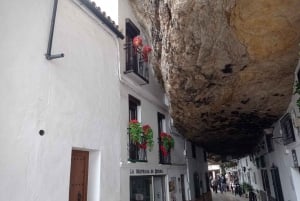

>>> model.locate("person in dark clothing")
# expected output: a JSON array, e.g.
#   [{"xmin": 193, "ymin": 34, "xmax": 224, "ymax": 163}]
[
  {"xmin": 235, "ymin": 183, "xmax": 242, "ymax": 196},
  {"xmin": 249, "ymin": 191, "xmax": 257, "ymax": 201},
  {"xmin": 212, "ymin": 179, "xmax": 218, "ymax": 193}
]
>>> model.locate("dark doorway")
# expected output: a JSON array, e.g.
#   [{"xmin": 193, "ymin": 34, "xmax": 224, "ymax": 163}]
[
  {"xmin": 180, "ymin": 174, "xmax": 186, "ymax": 201},
  {"xmin": 194, "ymin": 172, "xmax": 200, "ymax": 198},
  {"xmin": 271, "ymin": 166, "xmax": 284, "ymax": 201}
]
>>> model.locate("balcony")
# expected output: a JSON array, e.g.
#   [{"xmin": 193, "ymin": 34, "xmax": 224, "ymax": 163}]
[
  {"xmin": 128, "ymin": 133, "xmax": 148, "ymax": 162},
  {"xmin": 159, "ymin": 149, "xmax": 171, "ymax": 164},
  {"xmin": 159, "ymin": 132, "xmax": 174, "ymax": 164},
  {"xmin": 124, "ymin": 42, "xmax": 149, "ymax": 85}
]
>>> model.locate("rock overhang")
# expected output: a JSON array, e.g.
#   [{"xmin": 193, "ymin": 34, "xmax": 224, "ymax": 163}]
[{"xmin": 128, "ymin": 0, "xmax": 300, "ymax": 156}]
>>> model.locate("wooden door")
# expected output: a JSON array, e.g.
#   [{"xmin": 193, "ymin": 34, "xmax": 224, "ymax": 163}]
[{"xmin": 69, "ymin": 150, "xmax": 89, "ymax": 201}]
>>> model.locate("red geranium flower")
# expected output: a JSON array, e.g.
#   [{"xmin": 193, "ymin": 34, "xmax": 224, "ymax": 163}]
[
  {"xmin": 160, "ymin": 132, "xmax": 174, "ymax": 152},
  {"xmin": 160, "ymin": 145, "xmax": 168, "ymax": 156}
]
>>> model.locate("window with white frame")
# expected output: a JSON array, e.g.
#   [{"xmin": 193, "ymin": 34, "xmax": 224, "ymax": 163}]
[{"xmin": 128, "ymin": 95, "xmax": 147, "ymax": 162}]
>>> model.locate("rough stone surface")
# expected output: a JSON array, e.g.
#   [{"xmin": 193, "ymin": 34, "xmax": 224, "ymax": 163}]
[{"xmin": 129, "ymin": 0, "xmax": 300, "ymax": 156}]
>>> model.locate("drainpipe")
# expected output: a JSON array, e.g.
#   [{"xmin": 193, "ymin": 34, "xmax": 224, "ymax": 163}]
[{"xmin": 45, "ymin": 0, "xmax": 64, "ymax": 60}]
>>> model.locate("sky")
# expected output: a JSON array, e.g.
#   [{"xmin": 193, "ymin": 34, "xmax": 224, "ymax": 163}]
[{"xmin": 94, "ymin": 0, "xmax": 118, "ymax": 23}]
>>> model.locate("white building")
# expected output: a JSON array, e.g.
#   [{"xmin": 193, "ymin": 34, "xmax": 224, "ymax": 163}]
[
  {"xmin": 208, "ymin": 164, "xmax": 221, "ymax": 180},
  {"xmin": 234, "ymin": 60, "xmax": 300, "ymax": 201},
  {"xmin": 185, "ymin": 142, "xmax": 210, "ymax": 201},
  {"xmin": 117, "ymin": 1, "xmax": 209, "ymax": 201},
  {"xmin": 0, "ymin": 0, "xmax": 125, "ymax": 200},
  {"xmin": 0, "ymin": 0, "xmax": 209, "ymax": 201}
]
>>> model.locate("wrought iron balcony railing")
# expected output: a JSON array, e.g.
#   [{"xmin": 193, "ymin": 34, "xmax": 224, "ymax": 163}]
[
  {"xmin": 128, "ymin": 132, "xmax": 147, "ymax": 162},
  {"xmin": 124, "ymin": 42, "xmax": 149, "ymax": 85},
  {"xmin": 159, "ymin": 152, "xmax": 171, "ymax": 164},
  {"xmin": 159, "ymin": 143, "xmax": 171, "ymax": 165}
]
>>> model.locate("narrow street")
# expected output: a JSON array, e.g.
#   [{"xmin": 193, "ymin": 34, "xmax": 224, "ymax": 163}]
[{"xmin": 212, "ymin": 191, "xmax": 249, "ymax": 201}]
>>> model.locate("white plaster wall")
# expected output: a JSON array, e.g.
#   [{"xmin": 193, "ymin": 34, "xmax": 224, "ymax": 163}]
[
  {"xmin": 118, "ymin": 0, "xmax": 165, "ymax": 100},
  {"xmin": 186, "ymin": 142, "xmax": 209, "ymax": 200},
  {"xmin": 119, "ymin": 84, "xmax": 187, "ymax": 201},
  {"xmin": 291, "ymin": 168, "xmax": 300, "ymax": 201},
  {"xmin": 117, "ymin": 1, "xmax": 190, "ymax": 201},
  {"xmin": 236, "ymin": 156, "xmax": 264, "ymax": 191},
  {"xmin": 167, "ymin": 167, "xmax": 189, "ymax": 201},
  {"xmin": 117, "ymin": 12, "xmax": 171, "ymax": 193},
  {"xmin": 171, "ymin": 135, "xmax": 186, "ymax": 165},
  {"xmin": 266, "ymin": 120, "xmax": 299, "ymax": 201},
  {"xmin": 236, "ymin": 121, "xmax": 300, "ymax": 201},
  {"xmin": 0, "ymin": 0, "xmax": 121, "ymax": 200},
  {"xmin": 116, "ymin": 1, "xmax": 210, "ymax": 201}
]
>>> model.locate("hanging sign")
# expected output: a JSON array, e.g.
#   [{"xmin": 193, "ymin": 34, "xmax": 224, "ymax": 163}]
[{"xmin": 130, "ymin": 168, "xmax": 164, "ymax": 175}]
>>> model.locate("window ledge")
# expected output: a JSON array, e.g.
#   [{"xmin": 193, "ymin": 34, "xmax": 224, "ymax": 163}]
[
  {"xmin": 128, "ymin": 159, "xmax": 148, "ymax": 163},
  {"xmin": 124, "ymin": 69, "xmax": 149, "ymax": 85}
]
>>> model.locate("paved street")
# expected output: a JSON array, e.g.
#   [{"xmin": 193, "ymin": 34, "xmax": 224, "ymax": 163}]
[{"xmin": 212, "ymin": 191, "xmax": 249, "ymax": 201}]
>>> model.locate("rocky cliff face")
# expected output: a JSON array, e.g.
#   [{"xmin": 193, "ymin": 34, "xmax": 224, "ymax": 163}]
[{"xmin": 129, "ymin": 0, "xmax": 300, "ymax": 156}]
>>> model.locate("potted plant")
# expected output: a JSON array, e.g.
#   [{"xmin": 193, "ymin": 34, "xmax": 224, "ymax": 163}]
[
  {"xmin": 129, "ymin": 120, "xmax": 154, "ymax": 151},
  {"xmin": 141, "ymin": 124, "xmax": 154, "ymax": 150},
  {"xmin": 160, "ymin": 132, "xmax": 175, "ymax": 156}
]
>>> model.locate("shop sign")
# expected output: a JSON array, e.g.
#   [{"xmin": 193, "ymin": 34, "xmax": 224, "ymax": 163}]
[
  {"xmin": 130, "ymin": 168, "xmax": 164, "ymax": 175},
  {"xmin": 292, "ymin": 149, "xmax": 299, "ymax": 167}
]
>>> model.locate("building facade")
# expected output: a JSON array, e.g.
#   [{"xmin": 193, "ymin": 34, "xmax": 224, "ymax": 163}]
[
  {"xmin": 117, "ymin": 1, "xmax": 209, "ymax": 201},
  {"xmin": 0, "ymin": 0, "xmax": 125, "ymax": 200},
  {"xmin": 232, "ymin": 59, "xmax": 300, "ymax": 201}
]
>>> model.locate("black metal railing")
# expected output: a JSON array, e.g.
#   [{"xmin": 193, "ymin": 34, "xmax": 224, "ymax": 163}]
[
  {"xmin": 128, "ymin": 132, "xmax": 147, "ymax": 162},
  {"xmin": 159, "ymin": 142, "xmax": 171, "ymax": 164},
  {"xmin": 160, "ymin": 151, "xmax": 171, "ymax": 164},
  {"xmin": 124, "ymin": 42, "xmax": 149, "ymax": 83}
]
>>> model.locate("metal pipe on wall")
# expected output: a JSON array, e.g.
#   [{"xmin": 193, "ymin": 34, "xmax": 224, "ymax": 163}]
[{"xmin": 45, "ymin": 0, "xmax": 64, "ymax": 60}]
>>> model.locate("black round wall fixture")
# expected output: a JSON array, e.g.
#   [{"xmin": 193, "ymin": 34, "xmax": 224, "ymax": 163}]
[{"xmin": 39, "ymin": 130, "xmax": 45, "ymax": 136}]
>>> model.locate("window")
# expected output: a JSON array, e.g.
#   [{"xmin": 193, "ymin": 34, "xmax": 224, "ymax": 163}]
[
  {"xmin": 261, "ymin": 169, "xmax": 271, "ymax": 195},
  {"xmin": 128, "ymin": 95, "xmax": 146, "ymax": 162},
  {"xmin": 280, "ymin": 114, "xmax": 296, "ymax": 145},
  {"xmin": 124, "ymin": 18, "xmax": 149, "ymax": 84},
  {"xmin": 266, "ymin": 135, "xmax": 274, "ymax": 152},
  {"xmin": 130, "ymin": 176, "xmax": 166, "ymax": 201},
  {"xmin": 203, "ymin": 150, "xmax": 207, "ymax": 162},
  {"xmin": 253, "ymin": 172, "xmax": 257, "ymax": 184},
  {"xmin": 191, "ymin": 143, "xmax": 196, "ymax": 158},
  {"xmin": 260, "ymin": 155, "xmax": 266, "ymax": 168},
  {"xmin": 255, "ymin": 157, "xmax": 260, "ymax": 168},
  {"xmin": 158, "ymin": 112, "xmax": 171, "ymax": 164},
  {"xmin": 129, "ymin": 95, "xmax": 140, "ymax": 120},
  {"xmin": 270, "ymin": 166, "xmax": 284, "ymax": 201},
  {"xmin": 193, "ymin": 172, "xmax": 200, "ymax": 198},
  {"xmin": 247, "ymin": 172, "xmax": 251, "ymax": 185}
]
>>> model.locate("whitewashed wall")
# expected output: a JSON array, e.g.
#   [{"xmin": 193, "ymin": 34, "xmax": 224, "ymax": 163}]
[
  {"xmin": 185, "ymin": 142, "xmax": 208, "ymax": 201},
  {"xmin": 117, "ymin": 1, "xmax": 191, "ymax": 201},
  {"xmin": 236, "ymin": 156, "xmax": 263, "ymax": 191},
  {"xmin": 237, "ymin": 131, "xmax": 299, "ymax": 201},
  {"xmin": 263, "ymin": 59, "xmax": 300, "ymax": 201},
  {"xmin": 0, "ymin": 0, "xmax": 122, "ymax": 200}
]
